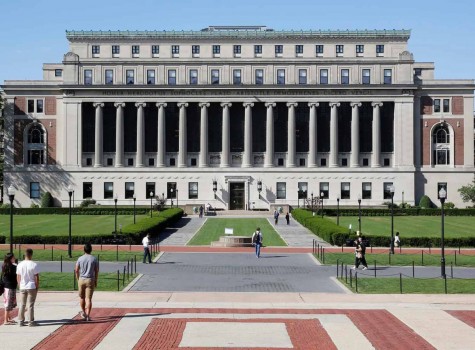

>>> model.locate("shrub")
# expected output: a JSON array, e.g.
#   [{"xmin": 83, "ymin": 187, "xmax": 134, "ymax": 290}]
[
  {"xmin": 40, "ymin": 192, "xmax": 54, "ymax": 208},
  {"xmin": 80, "ymin": 199, "xmax": 97, "ymax": 208},
  {"xmin": 383, "ymin": 201, "xmax": 399, "ymax": 209},
  {"xmin": 419, "ymin": 195, "xmax": 433, "ymax": 209},
  {"xmin": 444, "ymin": 202, "xmax": 456, "ymax": 209},
  {"xmin": 292, "ymin": 208, "xmax": 348, "ymax": 245},
  {"xmin": 30, "ymin": 203, "xmax": 39, "ymax": 208}
]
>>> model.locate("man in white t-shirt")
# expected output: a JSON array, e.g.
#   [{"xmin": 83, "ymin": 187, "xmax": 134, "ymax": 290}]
[
  {"xmin": 142, "ymin": 233, "xmax": 152, "ymax": 263},
  {"xmin": 16, "ymin": 248, "xmax": 39, "ymax": 327}
]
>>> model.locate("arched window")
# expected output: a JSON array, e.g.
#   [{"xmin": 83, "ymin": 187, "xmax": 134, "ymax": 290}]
[
  {"xmin": 432, "ymin": 124, "xmax": 450, "ymax": 144},
  {"xmin": 432, "ymin": 123, "xmax": 451, "ymax": 166},
  {"xmin": 25, "ymin": 123, "xmax": 47, "ymax": 165}
]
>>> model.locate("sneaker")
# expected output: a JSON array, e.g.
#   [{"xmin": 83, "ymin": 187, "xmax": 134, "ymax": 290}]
[
  {"xmin": 28, "ymin": 321, "xmax": 38, "ymax": 327},
  {"xmin": 19, "ymin": 321, "xmax": 25, "ymax": 327},
  {"xmin": 362, "ymin": 267, "xmax": 368, "ymax": 270},
  {"xmin": 79, "ymin": 311, "xmax": 87, "ymax": 320},
  {"xmin": 351, "ymin": 266, "xmax": 356, "ymax": 270},
  {"xmin": 86, "ymin": 316, "xmax": 91, "ymax": 322}
]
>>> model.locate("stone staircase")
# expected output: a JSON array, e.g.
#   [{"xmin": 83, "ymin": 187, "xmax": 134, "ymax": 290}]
[
  {"xmin": 209, "ymin": 210, "xmax": 270, "ymax": 216},
  {"xmin": 211, "ymin": 235, "xmax": 254, "ymax": 247}
]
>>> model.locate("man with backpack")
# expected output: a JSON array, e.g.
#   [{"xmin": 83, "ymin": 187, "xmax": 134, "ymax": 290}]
[{"xmin": 251, "ymin": 227, "xmax": 263, "ymax": 258}]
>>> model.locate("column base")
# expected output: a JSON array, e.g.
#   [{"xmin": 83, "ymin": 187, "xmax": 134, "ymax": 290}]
[
  {"xmin": 220, "ymin": 164, "xmax": 230, "ymax": 168},
  {"xmin": 350, "ymin": 164, "xmax": 360, "ymax": 168},
  {"xmin": 93, "ymin": 164, "xmax": 102, "ymax": 168},
  {"xmin": 135, "ymin": 164, "xmax": 144, "ymax": 168},
  {"xmin": 372, "ymin": 164, "xmax": 381, "ymax": 168},
  {"xmin": 199, "ymin": 164, "xmax": 209, "ymax": 168},
  {"xmin": 286, "ymin": 164, "xmax": 296, "ymax": 168},
  {"xmin": 308, "ymin": 163, "xmax": 317, "ymax": 168},
  {"xmin": 156, "ymin": 163, "xmax": 166, "ymax": 168},
  {"xmin": 264, "ymin": 164, "xmax": 274, "ymax": 168},
  {"xmin": 329, "ymin": 164, "xmax": 339, "ymax": 168},
  {"xmin": 178, "ymin": 164, "xmax": 187, "ymax": 168},
  {"xmin": 115, "ymin": 164, "xmax": 124, "ymax": 168},
  {"xmin": 242, "ymin": 163, "xmax": 252, "ymax": 168}
]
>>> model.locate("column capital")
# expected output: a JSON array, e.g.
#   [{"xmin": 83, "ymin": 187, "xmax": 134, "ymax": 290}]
[
  {"xmin": 286, "ymin": 102, "xmax": 298, "ymax": 108},
  {"xmin": 264, "ymin": 102, "xmax": 276, "ymax": 108},
  {"xmin": 243, "ymin": 102, "xmax": 254, "ymax": 108},
  {"xmin": 329, "ymin": 102, "xmax": 341, "ymax": 108},
  {"xmin": 198, "ymin": 102, "xmax": 210, "ymax": 108},
  {"xmin": 135, "ymin": 102, "xmax": 147, "ymax": 108},
  {"xmin": 93, "ymin": 102, "xmax": 104, "ymax": 108},
  {"xmin": 220, "ymin": 102, "xmax": 232, "ymax": 108},
  {"xmin": 350, "ymin": 102, "xmax": 362, "ymax": 108},
  {"xmin": 114, "ymin": 102, "xmax": 126, "ymax": 108},
  {"xmin": 308, "ymin": 102, "xmax": 320, "ymax": 108},
  {"xmin": 371, "ymin": 102, "xmax": 383, "ymax": 108},
  {"xmin": 156, "ymin": 102, "xmax": 167, "ymax": 108},
  {"xmin": 177, "ymin": 102, "xmax": 189, "ymax": 108}
]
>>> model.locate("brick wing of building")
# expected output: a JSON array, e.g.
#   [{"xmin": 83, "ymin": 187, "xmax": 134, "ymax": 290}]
[{"xmin": 1, "ymin": 26, "xmax": 474, "ymax": 209}]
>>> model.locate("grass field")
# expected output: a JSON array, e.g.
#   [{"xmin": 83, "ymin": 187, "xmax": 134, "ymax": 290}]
[
  {"xmin": 187, "ymin": 218, "xmax": 287, "ymax": 246},
  {"xmin": 328, "ymin": 216, "xmax": 475, "ymax": 237},
  {"xmin": 40, "ymin": 272, "xmax": 137, "ymax": 291},
  {"xmin": 338, "ymin": 277, "xmax": 475, "ymax": 294},
  {"xmin": 0, "ymin": 214, "xmax": 148, "ymax": 236}
]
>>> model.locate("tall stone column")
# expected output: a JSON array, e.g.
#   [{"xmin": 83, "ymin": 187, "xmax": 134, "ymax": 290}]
[
  {"xmin": 156, "ymin": 102, "xmax": 167, "ymax": 167},
  {"xmin": 329, "ymin": 102, "xmax": 340, "ymax": 167},
  {"xmin": 199, "ymin": 102, "xmax": 210, "ymax": 167},
  {"xmin": 286, "ymin": 102, "xmax": 298, "ymax": 167},
  {"xmin": 135, "ymin": 102, "xmax": 146, "ymax": 167},
  {"xmin": 114, "ymin": 102, "xmax": 125, "ymax": 167},
  {"xmin": 242, "ymin": 102, "xmax": 254, "ymax": 167},
  {"xmin": 177, "ymin": 102, "xmax": 188, "ymax": 167},
  {"xmin": 93, "ymin": 102, "xmax": 104, "ymax": 167},
  {"xmin": 264, "ymin": 102, "xmax": 276, "ymax": 167},
  {"xmin": 308, "ymin": 102, "xmax": 319, "ymax": 167},
  {"xmin": 372, "ymin": 102, "xmax": 383, "ymax": 167},
  {"xmin": 220, "ymin": 102, "xmax": 232, "ymax": 167},
  {"xmin": 350, "ymin": 102, "xmax": 362, "ymax": 167}
]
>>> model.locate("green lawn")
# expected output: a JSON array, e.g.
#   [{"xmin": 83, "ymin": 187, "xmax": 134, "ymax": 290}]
[
  {"xmin": 0, "ymin": 214, "xmax": 148, "ymax": 236},
  {"xmin": 339, "ymin": 277, "xmax": 475, "ymax": 294},
  {"xmin": 40, "ymin": 272, "xmax": 137, "ymax": 291},
  {"xmin": 188, "ymin": 218, "xmax": 287, "ymax": 246},
  {"xmin": 329, "ymin": 216, "xmax": 475, "ymax": 238}
]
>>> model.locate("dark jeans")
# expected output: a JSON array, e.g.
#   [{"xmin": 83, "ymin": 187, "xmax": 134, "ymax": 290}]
[
  {"xmin": 143, "ymin": 247, "xmax": 151, "ymax": 263},
  {"xmin": 355, "ymin": 254, "xmax": 368, "ymax": 268}
]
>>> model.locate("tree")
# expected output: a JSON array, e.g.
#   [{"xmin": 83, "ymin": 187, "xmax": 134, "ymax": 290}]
[{"xmin": 458, "ymin": 179, "xmax": 475, "ymax": 206}]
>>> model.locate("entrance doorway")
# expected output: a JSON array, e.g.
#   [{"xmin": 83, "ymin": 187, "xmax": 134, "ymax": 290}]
[{"xmin": 229, "ymin": 182, "xmax": 245, "ymax": 210}]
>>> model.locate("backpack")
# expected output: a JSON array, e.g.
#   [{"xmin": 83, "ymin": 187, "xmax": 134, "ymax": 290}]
[{"xmin": 253, "ymin": 232, "xmax": 261, "ymax": 244}]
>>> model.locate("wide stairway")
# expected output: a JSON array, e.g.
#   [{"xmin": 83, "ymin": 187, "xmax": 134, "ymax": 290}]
[{"xmin": 206, "ymin": 210, "xmax": 270, "ymax": 216}]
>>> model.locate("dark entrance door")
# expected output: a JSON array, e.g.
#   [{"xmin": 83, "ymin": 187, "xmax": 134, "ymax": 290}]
[{"xmin": 229, "ymin": 182, "xmax": 245, "ymax": 210}]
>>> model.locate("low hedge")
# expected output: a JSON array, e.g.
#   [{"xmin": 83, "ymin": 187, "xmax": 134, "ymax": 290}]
[
  {"xmin": 292, "ymin": 209, "xmax": 347, "ymax": 245},
  {"xmin": 6, "ymin": 208, "xmax": 184, "ymax": 245},
  {"xmin": 0, "ymin": 207, "xmax": 150, "ymax": 215},
  {"xmin": 317, "ymin": 208, "xmax": 475, "ymax": 217}
]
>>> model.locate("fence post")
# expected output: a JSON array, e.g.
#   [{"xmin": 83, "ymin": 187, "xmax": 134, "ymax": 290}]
[
  {"xmin": 341, "ymin": 261, "xmax": 343, "ymax": 279},
  {"xmin": 123, "ymin": 266, "xmax": 126, "ymax": 286},
  {"xmin": 341, "ymin": 245, "xmax": 343, "ymax": 253},
  {"xmin": 451, "ymin": 262, "xmax": 453, "ymax": 279},
  {"xmin": 444, "ymin": 276, "xmax": 447, "ymax": 294},
  {"xmin": 374, "ymin": 260, "xmax": 376, "ymax": 278},
  {"xmin": 51, "ymin": 246, "xmax": 54, "ymax": 261},
  {"xmin": 454, "ymin": 251, "xmax": 457, "ymax": 266},
  {"xmin": 129, "ymin": 243, "xmax": 131, "ymax": 253},
  {"xmin": 18, "ymin": 244, "xmax": 21, "ymax": 259},
  {"xmin": 345, "ymin": 265, "xmax": 348, "ymax": 283},
  {"xmin": 350, "ymin": 269, "xmax": 353, "ymax": 288},
  {"xmin": 116, "ymin": 244, "xmax": 119, "ymax": 262},
  {"xmin": 61, "ymin": 255, "xmax": 63, "ymax": 273},
  {"xmin": 412, "ymin": 261, "xmax": 415, "ymax": 278},
  {"xmin": 336, "ymin": 259, "xmax": 339, "ymax": 278},
  {"xmin": 322, "ymin": 248, "xmax": 325, "ymax": 264},
  {"xmin": 399, "ymin": 273, "xmax": 402, "ymax": 294},
  {"xmin": 429, "ymin": 246, "xmax": 431, "ymax": 254},
  {"xmin": 117, "ymin": 270, "xmax": 120, "ymax": 291},
  {"xmin": 355, "ymin": 272, "xmax": 358, "ymax": 293},
  {"xmin": 127, "ymin": 259, "xmax": 130, "ymax": 280},
  {"xmin": 388, "ymin": 252, "xmax": 391, "ymax": 265},
  {"xmin": 134, "ymin": 255, "xmax": 137, "ymax": 274},
  {"xmin": 421, "ymin": 250, "xmax": 424, "ymax": 266}
]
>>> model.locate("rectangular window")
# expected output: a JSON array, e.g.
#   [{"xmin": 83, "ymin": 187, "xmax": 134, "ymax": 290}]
[
  {"xmin": 341, "ymin": 69, "xmax": 349, "ymax": 84},
  {"xmin": 105, "ymin": 69, "xmax": 114, "ymax": 85},
  {"xmin": 437, "ymin": 182, "xmax": 447, "ymax": 199},
  {"xmin": 362, "ymin": 182, "xmax": 372, "ymax": 199},
  {"xmin": 275, "ymin": 45, "xmax": 283, "ymax": 54},
  {"xmin": 376, "ymin": 45, "xmax": 385, "ymax": 54},
  {"xmin": 127, "ymin": 158, "xmax": 133, "ymax": 166},
  {"xmin": 28, "ymin": 99, "xmax": 34, "ymax": 113},
  {"xmin": 298, "ymin": 182, "xmax": 308, "ymax": 199},
  {"xmin": 384, "ymin": 69, "xmax": 392, "ymax": 84},
  {"xmin": 132, "ymin": 45, "xmax": 140, "ymax": 55},
  {"xmin": 443, "ymin": 99, "xmax": 450, "ymax": 113},
  {"xmin": 168, "ymin": 70, "xmax": 176, "ymax": 85},
  {"xmin": 147, "ymin": 70, "xmax": 155, "ymax": 85},
  {"xmin": 298, "ymin": 69, "xmax": 307, "ymax": 84},
  {"xmin": 91, "ymin": 45, "xmax": 100, "ymax": 55},
  {"xmin": 341, "ymin": 182, "xmax": 350, "ymax": 199},
  {"xmin": 167, "ymin": 182, "xmax": 177, "ymax": 199},
  {"xmin": 189, "ymin": 69, "xmax": 198, "ymax": 85},
  {"xmin": 30, "ymin": 182, "xmax": 40, "ymax": 199},
  {"xmin": 151, "ymin": 45, "xmax": 159, "ymax": 54},
  {"xmin": 434, "ymin": 99, "xmax": 441, "ymax": 113},
  {"xmin": 315, "ymin": 45, "xmax": 324, "ymax": 54},
  {"xmin": 172, "ymin": 45, "xmax": 180, "ymax": 54},
  {"xmin": 192, "ymin": 45, "xmax": 200, "ymax": 54},
  {"xmin": 336, "ymin": 45, "xmax": 344, "ymax": 54},
  {"xmin": 295, "ymin": 45, "xmax": 304, "ymax": 54},
  {"xmin": 320, "ymin": 69, "xmax": 328, "ymax": 84},
  {"xmin": 211, "ymin": 69, "xmax": 219, "ymax": 84},
  {"xmin": 126, "ymin": 70, "xmax": 134, "ymax": 85},
  {"xmin": 55, "ymin": 69, "xmax": 62, "ymax": 77},
  {"xmin": 125, "ymin": 182, "xmax": 134, "ymax": 199},
  {"xmin": 233, "ymin": 45, "xmax": 241, "ymax": 54},
  {"xmin": 255, "ymin": 69, "xmax": 264, "ymax": 85},
  {"xmin": 83, "ymin": 182, "xmax": 93, "ymax": 198},
  {"xmin": 277, "ymin": 69, "xmax": 285, "ymax": 84},
  {"xmin": 356, "ymin": 45, "xmax": 364, "ymax": 54},
  {"xmin": 84, "ymin": 69, "xmax": 93, "ymax": 85},
  {"xmin": 148, "ymin": 158, "xmax": 154, "ymax": 166},
  {"xmin": 233, "ymin": 69, "xmax": 242, "ymax": 85},
  {"xmin": 146, "ymin": 182, "xmax": 155, "ymax": 198},
  {"xmin": 276, "ymin": 182, "xmax": 286, "ymax": 199},
  {"xmin": 189, "ymin": 182, "xmax": 198, "ymax": 199},
  {"xmin": 104, "ymin": 182, "xmax": 114, "ymax": 199},
  {"xmin": 320, "ymin": 182, "xmax": 329, "ymax": 199},
  {"xmin": 254, "ymin": 45, "xmax": 262, "ymax": 54},
  {"xmin": 212, "ymin": 45, "xmax": 220, "ymax": 54},
  {"xmin": 383, "ymin": 182, "xmax": 393, "ymax": 200},
  {"xmin": 112, "ymin": 45, "xmax": 120, "ymax": 55},
  {"xmin": 362, "ymin": 69, "xmax": 370, "ymax": 84},
  {"xmin": 36, "ymin": 100, "xmax": 44, "ymax": 113}
]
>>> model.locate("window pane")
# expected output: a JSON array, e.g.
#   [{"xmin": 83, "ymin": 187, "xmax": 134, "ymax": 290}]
[
  {"xmin": 233, "ymin": 69, "xmax": 241, "ymax": 85},
  {"xmin": 298, "ymin": 182, "xmax": 308, "ymax": 199},
  {"xmin": 147, "ymin": 70, "xmax": 155, "ymax": 85},
  {"xmin": 255, "ymin": 69, "xmax": 263, "ymax": 84},
  {"xmin": 341, "ymin": 69, "xmax": 349, "ymax": 84},
  {"xmin": 168, "ymin": 70, "xmax": 176, "ymax": 85},
  {"xmin": 30, "ymin": 182, "xmax": 40, "ymax": 198},
  {"xmin": 125, "ymin": 182, "xmax": 135, "ymax": 199},
  {"xmin": 299, "ymin": 69, "xmax": 307, "ymax": 84},
  {"xmin": 434, "ymin": 99, "xmax": 441, "ymax": 113},
  {"xmin": 190, "ymin": 69, "xmax": 198, "ymax": 84},
  {"xmin": 83, "ymin": 182, "xmax": 93, "ymax": 198},
  {"xmin": 189, "ymin": 182, "xmax": 198, "ymax": 199},
  {"xmin": 320, "ymin": 69, "xmax": 328, "ymax": 84},
  {"xmin": 104, "ymin": 182, "xmax": 113, "ymax": 199},
  {"xmin": 126, "ymin": 70, "xmax": 134, "ymax": 84},
  {"xmin": 211, "ymin": 69, "xmax": 219, "ymax": 84},
  {"xmin": 36, "ymin": 100, "xmax": 44, "ymax": 113},
  {"xmin": 84, "ymin": 70, "xmax": 92, "ymax": 85},
  {"xmin": 254, "ymin": 45, "xmax": 262, "ymax": 54},
  {"xmin": 384, "ymin": 69, "xmax": 392, "ymax": 84},
  {"xmin": 105, "ymin": 70, "xmax": 113, "ymax": 84},
  {"xmin": 319, "ymin": 182, "xmax": 329, "ymax": 198},
  {"xmin": 443, "ymin": 99, "xmax": 450, "ymax": 113},
  {"xmin": 277, "ymin": 69, "xmax": 285, "ymax": 84},
  {"xmin": 146, "ymin": 182, "xmax": 156, "ymax": 198}
]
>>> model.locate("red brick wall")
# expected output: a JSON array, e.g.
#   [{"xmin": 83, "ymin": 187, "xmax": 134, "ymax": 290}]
[
  {"xmin": 46, "ymin": 119, "xmax": 57, "ymax": 164},
  {"xmin": 14, "ymin": 97, "xmax": 26, "ymax": 115},
  {"xmin": 420, "ymin": 96, "xmax": 433, "ymax": 115},
  {"xmin": 14, "ymin": 120, "xmax": 28, "ymax": 165},
  {"xmin": 14, "ymin": 120, "xmax": 56, "ymax": 165},
  {"xmin": 45, "ymin": 97, "xmax": 56, "ymax": 115},
  {"xmin": 421, "ymin": 119, "xmax": 464, "ymax": 166},
  {"xmin": 452, "ymin": 96, "xmax": 464, "ymax": 115}
]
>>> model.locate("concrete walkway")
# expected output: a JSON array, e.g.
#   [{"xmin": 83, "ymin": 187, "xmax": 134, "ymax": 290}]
[
  {"xmin": 268, "ymin": 216, "xmax": 331, "ymax": 247},
  {"xmin": 159, "ymin": 217, "xmax": 207, "ymax": 245}
]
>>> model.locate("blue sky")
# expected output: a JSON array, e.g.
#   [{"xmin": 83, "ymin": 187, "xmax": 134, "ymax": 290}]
[{"xmin": 1, "ymin": 0, "xmax": 474, "ymax": 82}]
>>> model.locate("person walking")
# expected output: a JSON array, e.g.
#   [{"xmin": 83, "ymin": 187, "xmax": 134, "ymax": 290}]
[
  {"xmin": 353, "ymin": 236, "xmax": 368, "ymax": 270},
  {"xmin": 16, "ymin": 248, "xmax": 39, "ymax": 327},
  {"xmin": 252, "ymin": 227, "xmax": 263, "ymax": 258},
  {"xmin": 142, "ymin": 233, "xmax": 152, "ymax": 264},
  {"xmin": 199, "ymin": 205, "xmax": 204, "ymax": 218},
  {"xmin": 273, "ymin": 210, "xmax": 279, "ymax": 225},
  {"xmin": 2, "ymin": 253, "xmax": 18, "ymax": 325},
  {"xmin": 75, "ymin": 243, "xmax": 99, "ymax": 322},
  {"xmin": 285, "ymin": 212, "xmax": 290, "ymax": 225}
]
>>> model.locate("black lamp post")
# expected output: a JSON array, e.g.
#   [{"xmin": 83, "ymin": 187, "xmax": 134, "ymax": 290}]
[
  {"xmin": 389, "ymin": 185, "xmax": 395, "ymax": 254},
  {"xmin": 8, "ymin": 186, "xmax": 15, "ymax": 254},
  {"xmin": 133, "ymin": 193, "xmax": 136, "ymax": 224},
  {"xmin": 170, "ymin": 189, "xmax": 174, "ymax": 208},
  {"xmin": 213, "ymin": 180, "xmax": 217, "ymax": 199},
  {"xmin": 149, "ymin": 191, "xmax": 154, "ymax": 217},
  {"xmin": 439, "ymin": 187, "xmax": 447, "ymax": 278},
  {"xmin": 114, "ymin": 194, "xmax": 118, "ymax": 235},
  {"xmin": 297, "ymin": 189, "xmax": 300, "ymax": 208},
  {"xmin": 176, "ymin": 189, "xmax": 179, "ymax": 208},
  {"xmin": 67, "ymin": 186, "xmax": 74, "ymax": 258},
  {"xmin": 320, "ymin": 192, "xmax": 324, "ymax": 218},
  {"xmin": 257, "ymin": 180, "xmax": 262, "ymax": 199},
  {"xmin": 337, "ymin": 197, "xmax": 340, "ymax": 226},
  {"xmin": 311, "ymin": 192, "xmax": 314, "ymax": 214},
  {"xmin": 357, "ymin": 195, "xmax": 362, "ymax": 233}
]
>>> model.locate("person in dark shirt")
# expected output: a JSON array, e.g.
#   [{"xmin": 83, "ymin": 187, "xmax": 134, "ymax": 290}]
[{"xmin": 2, "ymin": 253, "xmax": 18, "ymax": 324}]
